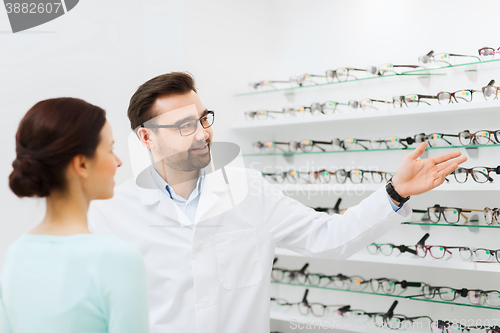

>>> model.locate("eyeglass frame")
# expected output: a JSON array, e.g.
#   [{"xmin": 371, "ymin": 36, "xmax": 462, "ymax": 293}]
[
  {"xmin": 141, "ymin": 110, "xmax": 214, "ymax": 137},
  {"xmin": 453, "ymin": 166, "xmax": 500, "ymax": 183}
]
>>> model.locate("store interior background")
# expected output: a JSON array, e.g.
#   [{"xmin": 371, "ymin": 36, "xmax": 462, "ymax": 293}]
[{"xmin": 1, "ymin": 1, "xmax": 500, "ymax": 331}]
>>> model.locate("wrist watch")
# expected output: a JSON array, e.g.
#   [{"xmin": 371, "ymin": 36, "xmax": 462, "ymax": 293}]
[{"xmin": 386, "ymin": 177, "xmax": 410, "ymax": 205}]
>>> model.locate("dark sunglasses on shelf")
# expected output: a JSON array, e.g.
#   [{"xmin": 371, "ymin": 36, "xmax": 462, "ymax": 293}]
[
  {"xmin": 418, "ymin": 50, "xmax": 480, "ymax": 66},
  {"xmin": 452, "ymin": 166, "xmax": 500, "ymax": 183}
]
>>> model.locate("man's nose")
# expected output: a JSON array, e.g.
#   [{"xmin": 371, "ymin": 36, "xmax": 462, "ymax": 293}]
[{"xmin": 194, "ymin": 121, "xmax": 209, "ymax": 141}]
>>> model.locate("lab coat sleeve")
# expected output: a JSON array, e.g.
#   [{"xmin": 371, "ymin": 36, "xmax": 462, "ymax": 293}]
[
  {"xmin": 0, "ymin": 276, "xmax": 13, "ymax": 333},
  {"xmin": 259, "ymin": 175, "xmax": 412, "ymax": 260},
  {"xmin": 97, "ymin": 242, "xmax": 150, "ymax": 333}
]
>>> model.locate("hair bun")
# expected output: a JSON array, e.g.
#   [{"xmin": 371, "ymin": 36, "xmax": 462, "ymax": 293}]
[{"xmin": 9, "ymin": 154, "xmax": 51, "ymax": 198}]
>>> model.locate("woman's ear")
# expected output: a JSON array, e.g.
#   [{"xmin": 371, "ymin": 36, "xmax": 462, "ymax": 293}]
[
  {"xmin": 70, "ymin": 154, "xmax": 90, "ymax": 179},
  {"xmin": 137, "ymin": 128, "xmax": 156, "ymax": 149}
]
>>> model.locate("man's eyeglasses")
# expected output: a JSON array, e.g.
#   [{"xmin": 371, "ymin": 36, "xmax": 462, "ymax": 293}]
[
  {"xmin": 452, "ymin": 166, "xmax": 500, "ymax": 183},
  {"xmin": 141, "ymin": 111, "xmax": 214, "ymax": 137},
  {"xmin": 418, "ymin": 50, "xmax": 480, "ymax": 66}
]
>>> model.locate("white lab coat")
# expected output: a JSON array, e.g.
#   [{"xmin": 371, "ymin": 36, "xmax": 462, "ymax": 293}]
[{"xmin": 88, "ymin": 166, "xmax": 411, "ymax": 333}]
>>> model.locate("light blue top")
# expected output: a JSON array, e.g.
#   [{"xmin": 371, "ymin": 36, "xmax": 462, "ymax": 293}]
[
  {"xmin": 150, "ymin": 166, "xmax": 205, "ymax": 222},
  {"xmin": 0, "ymin": 234, "xmax": 149, "ymax": 333}
]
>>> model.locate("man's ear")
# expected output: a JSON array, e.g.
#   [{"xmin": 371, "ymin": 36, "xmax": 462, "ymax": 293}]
[
  {"xmin": 137, "ymin": 127, "xmax": 156, "ymax": 149},
  {"xmin": 70, "ymin": 155, "xmax": 90, "ymax": 179}
]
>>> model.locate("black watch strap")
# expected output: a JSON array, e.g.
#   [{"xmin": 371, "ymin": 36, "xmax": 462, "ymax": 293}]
[{"xmin": 386, "ymin": 178, "xmax": 410, "ymax": 205}]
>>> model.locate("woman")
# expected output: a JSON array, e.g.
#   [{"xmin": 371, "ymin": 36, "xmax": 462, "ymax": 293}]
[{"xmin": 0, "ymin": 98, "xmax": 150, "ymax": 333}]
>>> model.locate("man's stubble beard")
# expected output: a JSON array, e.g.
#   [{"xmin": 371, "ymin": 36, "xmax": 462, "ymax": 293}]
[{"xmin": 157, "ymin": 140, "xmax": 211, "ymax": 172}]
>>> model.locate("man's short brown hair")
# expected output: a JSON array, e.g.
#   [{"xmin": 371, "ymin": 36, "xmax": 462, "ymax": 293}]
[{"xmin": 127, "ymin": 72, "xmax": 197, "ymax": 131}]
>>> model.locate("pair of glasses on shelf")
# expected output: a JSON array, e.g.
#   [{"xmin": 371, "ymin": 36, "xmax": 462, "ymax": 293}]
[
  {"xmin": 411, "ymin": 285, "xmax": 500, "ymax": 307},
  {"xmin": 252, "ymin": 139, "xmax": 336, "ymax": 154},
  {"xmin": 312, "ymin": 198, "xmax": 344, "ymax": 215},
  {"xmin": 359, "ymin": 278, "xmax": 423, "ymax": 295},
  {"xmin": 367, "ymin": 243, "xmax": 418, "ymax": 256},
  {"xmin": 348, "ymin": 98, "xmax": 391, "ymax": 111},
  {"xmin": 311, "ymin": 169, "xmax": 394, "ymax": 184},
  {"xmin": 479, "ymin": 46, "xmax": 500, "ymax": 61},
  {"xmin": 271, "ymin": 259, "xmax": 365, "ymax": 290},
  {"xmin": 433, "ymin": 320, "xmax": 500, "ymax": 333},
  {"xmin": 261, "ymin": 169, "xmax": 393, "ymax": 185},
  {"xmin": 244, "ymin": 102, "xmax": 347, "ymax": 121},
  {"xmin": 452, "ymin": 165, "xmax": 500, "ymax": 183},
  {"xmin": 412, "ymin": 204, "xmax": 482, "ymax": 225},
  {"xmin": 458, "ymin": 247, "xmax": 500, "ymax": 263},
  {"xmin": 338, "ymin": 301, "xmax": 433, "ymax": 330},
  {"xmin": 418, "ymin": 50, "xmax": 480, "ymax": 66},
  {"xmin": 271, "ymin": 289, "xmax": 347, "ymax": 317},
  {"xmin": 459, "ymin": 129, "xmax": 500, "ymax": 145},
  {"xmin": 392, "ymin": 79, "xmax": 500, "ymax": 108},
  {"xmin": 484, "ymin": 207, "xmax": 500, "ymax": 225}
]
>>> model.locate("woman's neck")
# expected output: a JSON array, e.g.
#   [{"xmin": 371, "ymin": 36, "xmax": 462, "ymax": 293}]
[{"xmin": 29, "ymin": 189, "xmax": 91, "ymax": 236}]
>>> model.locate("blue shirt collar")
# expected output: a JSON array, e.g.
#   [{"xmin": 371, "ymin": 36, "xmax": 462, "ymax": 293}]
[{"xmin": 150, "ymin": 165, "xmax": 205, "ymax": 203}]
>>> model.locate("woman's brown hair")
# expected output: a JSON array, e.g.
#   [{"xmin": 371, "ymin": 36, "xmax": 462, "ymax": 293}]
[{"xmin": 9, "ymin": 98, "xmax": 106, "ymax": 198}]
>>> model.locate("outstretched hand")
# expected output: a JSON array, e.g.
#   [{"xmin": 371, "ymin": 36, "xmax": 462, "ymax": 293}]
[{"xmin": 391, "ymin": 142, "xmax": 467, "ymax": 198}]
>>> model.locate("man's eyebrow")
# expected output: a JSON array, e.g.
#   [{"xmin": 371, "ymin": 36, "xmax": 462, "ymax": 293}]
[{"xmin": 172, "ymin": 109, "xmax": 209, "ymax": 126}]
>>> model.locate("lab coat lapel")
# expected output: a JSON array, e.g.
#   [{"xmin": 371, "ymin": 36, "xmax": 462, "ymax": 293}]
[
  {"xmin": 136, "ymin": 166, "xmax": 192, "ymax": 227},
  {"xmin": 195, "ymin": 170, "xmax": 228, "ymax": 224}
]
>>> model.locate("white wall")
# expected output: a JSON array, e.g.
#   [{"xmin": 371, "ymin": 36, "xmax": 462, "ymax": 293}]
[{"xmin": 0, "ymin": 0, "xmax": 277, "ymax": 265}]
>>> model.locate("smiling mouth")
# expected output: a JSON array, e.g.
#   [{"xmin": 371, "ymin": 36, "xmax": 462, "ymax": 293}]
[{"xmin": 190, "ymin": 143, "xmax": 208, "ymax": 151}]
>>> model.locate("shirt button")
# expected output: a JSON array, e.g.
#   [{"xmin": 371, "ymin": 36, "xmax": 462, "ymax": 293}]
[
  {"xmin": 188, "ymin": 202, "xmax": 191, "ymax": 206},
  {"xmin": 201, "ymin": 302, "xmax": 210, "ymax": 310},
  {"xmin": 195, "ymin": 244, "xmax": 203, "ymax": 253}
]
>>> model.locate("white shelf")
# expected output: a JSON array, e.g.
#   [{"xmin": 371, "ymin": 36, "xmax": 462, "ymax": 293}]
[
  {"xmin": 270, "ymin": 309, "xmax": 431, "ymax": 333},
  {"xmin": 274, "ymin": 248, "xmax": 500, "ymax": 273},
  {"xmin": 271, "ymin": 182, "xmax": 500, "ymax": 193},
  {"xmin": 231, "ymin": 100, "xmax": 500, "ymax": 130}
]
